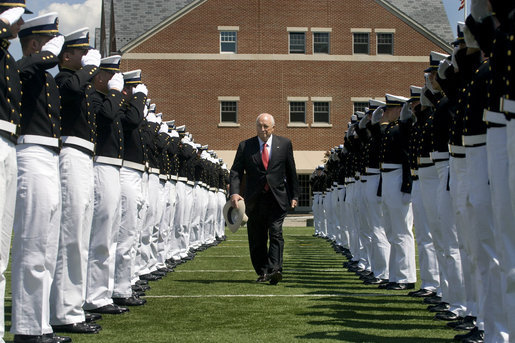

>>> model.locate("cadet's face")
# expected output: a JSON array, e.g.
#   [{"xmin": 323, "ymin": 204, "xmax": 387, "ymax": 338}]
[
  {"xmin": 70, "ymin": 48, "xmax": 87, "ymax": 70},
  {"xmin": 256, "ymin": 114, "xmax": 275, "ymax": 142},
  {"xmin": 429, "ymin": 71, "xmax": 441, "ymax": 91},
  {"xmin": 9, "ymin": 16, "xmax": 24, "ymax": 39},
  {"xmin": 410, "ymin": 100, "xmax": 420, "ymax": 111}
]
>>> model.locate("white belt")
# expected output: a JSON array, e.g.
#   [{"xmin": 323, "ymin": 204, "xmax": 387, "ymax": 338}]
[
  {"xmin": 501, "ymin": 97, "xmax": 515, "ymax": 114},
  {"xmin": 187, "ymin": 180, "xmax": 195, "ymax": 186},
  {"xmin": 148, "ymin": 167, "xmax": 160, "ymax": 174},
  {"xmin": 94, "ymin": 156, "xmax": 123, "ymax": 166},
  {"xmin": 411, "ymin": 169, "xmax": 418, "ymax": 176},
  {"xmin": 462, "ymin": 134, "xmax": 487, "ymax": 146},
  {"xmin": 344, "ymin": 177, "xmax": 352, "ymax": 183},
  {"xmin": 430, "ymin": 151, "xmax": 449, "ymax": 160},
  {"xmin": 333, "ymin": 182, "xmax": 338, "ymax": 186},
  {"xmin": 483, "ymin": 109, "xmax": 506, "ymax": 125},
  {"xmin": 0, "ymin": 119, "xmax": 17, "ymax": 134},
  {"xmin": 17, "ymin": 134, "xmax": 59, "ymax": 148},
  {"xmin": 218, "ymin": 189, "xmax": 225, "ymax": 193},
  {"xmin": 209, "ymin": 187, "xmax": 217, "ymax": 192},
  {"xmin": 337, "ymin": 185, "xmax": 345, "ymax": 189},
  {"xmin": 61, "ymin": 136, "xmax": 95, "ymax": 152},
  {"xmin": 360, "ymin": 175, "xmax": 368, "ymax": 181},
  {"xmin": 122, "ymin": 160, "xmax": 146, "ymax": 172},
  {"xmin": 417, "ymin": 156, "xmax": 433, "ymax": 165},
  {"xmin": 366, "ymin": 167, "xmax": 380, "ymax": 174},
  {"xmin": 170, "ymin": 175, "xmax": 178, "ymax": 181},
  {"xmin": 381, "ymin": 163, "xmax": 402, "ymax": 170},
  {"xmin": 159, "ymin": 174, "xmax": 168, "ymax": 180},
  {"xmin": 355, "ymin": 172, "xmax": 360, "ymax": 177},
  {"xmin": 178, "ymin": 176, "xmax": 187, "ymax": 182},
  {"xmin": 448, "ymin": 144, "xmax": 466, "ymax": 154}
]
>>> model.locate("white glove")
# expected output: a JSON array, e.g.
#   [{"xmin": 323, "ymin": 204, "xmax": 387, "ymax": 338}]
[
  {"xmin": 0, "ymin": 7, "xmax": 24, "ymax": 25},
  {"xmin": 371, "ymin": 107, "xmax": 384, "ymax": 125},
  {"xmin": 156, "ymin": 112, "xmax": 162, "ymax": 124},
  {"xmin": 420, "ymin": 87, "xmax": 433, "ymax": 108},
  {"xmin": 437, "ymin": 59, "xmax": 453, "ymax": 80},
  {"xmin": 358, "ymin": 115, "xmax": 370, "ymax": 129},
  {"xmin": 133, "ymin": 84, "xmax": 148, "ymax": 96},
  {"xmin": 463, "ymin": 24, "xmax": 480, "ymax": 49},
  {"xmin": 399, "ymin": 102, "xmax": 412, "ymax": 122},
  {"xmin": 425, "ymin": 72, "xmax": 439, "ymax": 94},
  {"xmin": 470, "ymin": 0, "xmax": 491, "ymax": 22},
  {"xmin": 107, "ymin": 72, "xmax": 124, "ymax": 91},
  {"xmin": 451, "ymin": 45, "xmax": 460, "ymax": 72},
  {"xmin": 146, "ymin": 98, "xmax": 151, "ymax": 107},
  {"xmin": 81, "ymin": 49, "xmax": 101, "ymax": 67},
  {"xmin": 143, "ymin": 103, "xmax": 149, "ymax": 117},
  {"xmin": 41, "ymin": 35, "xmax": 64, "ymax": 56},
  {"xmin": 146, "ymin": 111, "xmax": 157, "ymax": 123},
  {"xmin": 159, "ymin": 122, "xmax": 168, "ymax": 134}
]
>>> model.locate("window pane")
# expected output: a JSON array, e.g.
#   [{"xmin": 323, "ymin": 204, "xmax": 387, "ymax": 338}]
[
  {"xmin": 313, "ymin": 32, "xmax": 329, "ymax": 54},
  {"xmin": 290, "ymin": 102, "xmax": 305, "ymax": 122},
  {"xmin": 297, "ymin": 174, "xmax": 311, "ymax": 207},
  {"xmin": 353, "ymin": 102, "xmax": 368, "ymax": 113},
  {"xmin": 220, "ymin": 31, "xmax": 237, "ymax": 53},
  {"xmin": 377, "ymin": 33, "xmax": 393, "ymax": 55},
  {"xmin": 221, "ymin": 101, "xmax": 237, "ymax": 122},
  {"xmin": 353, "ymin": 33, "xmax": 369, "ymax": 54},
  {"xmin": 314, "ymin": 102, "xmax": 330, "ymax": 123},
  {"xmin": 289, "ymin": 32, "xmax": 305, "ymax": 54}
]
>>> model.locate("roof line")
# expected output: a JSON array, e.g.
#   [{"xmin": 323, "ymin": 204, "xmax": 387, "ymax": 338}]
[
  {"xmin": 120, "ymin": 0, "xmax": 208, "ymax": 54},
  {"xmin": 374, "ymin": 0, "xmax": 453, "ymax": 54}
]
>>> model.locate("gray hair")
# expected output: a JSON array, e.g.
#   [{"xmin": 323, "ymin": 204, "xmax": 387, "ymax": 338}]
[{"xmin": 256, "ymin": 113, "xmax": 275, "ymax": 126}]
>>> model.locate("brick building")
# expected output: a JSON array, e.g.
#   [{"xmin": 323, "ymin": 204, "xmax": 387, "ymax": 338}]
[{"xmin": 99, "ymin": 0, "xmax": 453, "ymax": 210}]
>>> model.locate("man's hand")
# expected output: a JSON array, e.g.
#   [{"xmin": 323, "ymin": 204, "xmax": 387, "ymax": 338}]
[
  {"xmin": 291, "ymin": 199, "xmax": 297, "ymax": 209},
  {"xmin": 230, "ymin": 194, "xmax": 244, "ymax": 208}
]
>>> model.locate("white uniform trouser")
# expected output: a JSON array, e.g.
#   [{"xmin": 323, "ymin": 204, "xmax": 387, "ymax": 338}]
[
  {"xmin": 320, "ymin": 194, "xmax": 328, "ymax": 237},
  {"xmin": 189, "ymin": 185, "xmax": 202, "ymax": 249},
  {"xmin": 163, "ymin": 180, "xmax": 178, "ymax": 262},
  {"xmin": 418, "ymin": 165, "xmax": 445, "ymax": 298},
  {"xmin": 11, "ymin": 144, "xmax": 61, "ymax": 335},
  {"xmin": 205, "ymin": 190, "xmax": 217, "ymax": 244},
  {"xmin": 324, "ymin": 189, "xmax": 333, "ymax": 239},
  {"xmin": 50, "ymin": 147, "xmax": 94, "ymax": 325},
  {"xmin": 312, "ymin": 193, "xmax": 319, "ymax": 234},
  {"xmin": 133, "ymin": 172, "xmax": 152, "ymax": 278},
  {"xmin": 440, "ymin": 159, "xmax": 466, "ymax": 317},
  {"xmin": 380, "ymin": 169, "xmax": 416, "ymax": 284},
  {"xmin": 156, "ymin": 179, "xmax": 173, "ymax": 270},
  {"xmin": 148, "ymin": 174, "xmax": 163, "ymax": 272},
  {"xmin": 113, "ymin": 167, "xmax": 143, "ymax": 298},
  {"xmin": 411, "ymin": 178, "xmax": 439, "ymax": 292},
  {"xmin": 216, "ymin": 190, "xmax": 226, "ymax": 239},
  {"xmin": 363, "ymin": 174, "xmax": 389, "ymax": 279},
  {"xmin": 346, "ymin": 183, "xmax": 365, "ymax": 268},
  {"xmin": 486, "ymin": 128, "xmax": 512, "ymax": 343},
  {"xmin": 330, "ymin": 186, "xmax": 340, "ymax": 243},
  {"xmin": 84, "ymin": 163, "xmax": 120, "ymax": 310},
  {"xmin": 336, "ymin": 187, "xmax": 350, "ymax": 249},
  {"xmin": 0, "ymin": 137, "xmax": 16, "ymax": 341},
  {"xmin": 357, "ymin": 180, "xmax": 372, "ymax": 271},
  {"xmin": 169, "ymin": 181, "xmax": 185, "ymax": 260},
  {"xmin": 198, "ymin": 187, "xmax": 208, "ymax": 245},
  {"xmin": 174, "ymin": 181, "xmax": 194, "ymax": 259}
]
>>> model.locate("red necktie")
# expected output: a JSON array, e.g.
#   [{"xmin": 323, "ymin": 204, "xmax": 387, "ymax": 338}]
[{"xmin": 262, "ymin": 143, "xmax": 269, "ymax": 191}]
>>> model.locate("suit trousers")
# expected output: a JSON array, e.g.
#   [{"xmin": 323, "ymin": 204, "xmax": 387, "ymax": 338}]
[
  {"xmin": 113, "ymin": 167, "xmax": 143, "ymax": 298},
  {"xmin": 485, "ymin": 128, "xmax": 512, "ymax": 342},
  {"xmin": 411, "ymin": 178, "xmax": 439, "ymax": 292},
  {"xmin": 51, "ymin": 147, "xmax": 94, "ymax": 325},
  {"xmin": 363, "ymin": 175, "xmax": 390, "ymax": 279},
  {"xmin": 381, "ymin": 169, "xmax": 416, "ymax": 284},
  {"xmin": 84, "ymin": 163, "xmax": 120, "ymax": 310},
  {"xmin": 247, "ymin": 191, "xmax": 287, "ymax": 275},
  {"xmin": 11, "ymin": 144, "xmax": 61, "ymax": 335},
  {"xmin": 0, "ymin": 137, "xmax": 16, "ymax": 341}
]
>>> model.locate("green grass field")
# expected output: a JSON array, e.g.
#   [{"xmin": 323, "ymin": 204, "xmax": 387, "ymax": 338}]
[{"xmin": 4, "ymin": 227, "xmax": 455, "ymax": 342}]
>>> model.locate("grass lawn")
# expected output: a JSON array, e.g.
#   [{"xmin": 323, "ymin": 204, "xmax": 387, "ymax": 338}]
[{"xmin": 4, "ymin": 227, "xmax": 455, "ymax": 342}]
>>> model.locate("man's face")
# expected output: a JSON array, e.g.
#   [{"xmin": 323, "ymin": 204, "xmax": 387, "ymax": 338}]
[
  {"xmin": 122, "ymin": 84, "xmax": 134, "ymax": 100},
  {"xmin": 410, "ymin": 100, "xmax": 420, "ymax": 112},
  {"xmin": 63, "ymin": 48, "xmax": 87, "ymax": 71},
  {"xmin": 256, "ymin": 114, "xmax": 275, "ymax": 142},
  {"xmin": 429, "ymin": 70, "xmax": 441, "ymax": 91},
  {"xmin": 9, "ymin": 15, "xmax": 24, "ymax": 39}
]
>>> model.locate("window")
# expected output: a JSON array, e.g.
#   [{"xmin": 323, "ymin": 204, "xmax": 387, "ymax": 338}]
[
  {"xmin": 313, "ymin": 102, "xmax": 330, "ymax": 123},
  {"xmin": 289, "ymin": 32, "xmax": 305, "ymax": 54},
  {"xmin": 289, "ymin": 102, "xmax": 306, "ymax": 122},
  {"xmin": 353, "ymin": 32, "xmax": 369, "ymax": 54},
  {"xmin": 297, "ymin": 174, "xmax": 311, "ymax": 208},
  {"xmin": 377, "ymin": 33, "xmax": 393, "ymax": 55},
  {"xmin": 220, "ymin": 31, "xmax": 237, "ymax": 53},
  {"xmin": 353, "ymin": 102, "xmax": 368, "ymax": 113},
  {"xmin": 313, "ymin": 32, "xmax": 329, "ymax": 54},
  {"xmin": 220, "ymin": 101, "xmax": 238, "ymax": 122}
]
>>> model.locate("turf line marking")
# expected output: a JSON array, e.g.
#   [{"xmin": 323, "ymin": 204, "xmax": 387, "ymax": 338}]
[
  {"xmin": 173, "ymin": 268, "xmax": 346, "ymax": 273},
  {"xmin": 145, "ymin": 293, "xmax": 402, "ymax": 299}
]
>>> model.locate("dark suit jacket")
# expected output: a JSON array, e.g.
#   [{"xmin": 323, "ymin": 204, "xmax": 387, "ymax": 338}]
[{"xmin": 230, "ymin": 135, "xmax": 299, "ymax": 213}]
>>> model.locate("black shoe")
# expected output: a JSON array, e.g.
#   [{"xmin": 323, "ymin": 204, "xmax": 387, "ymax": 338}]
[
  {"xmin": 50, "ymin": 334, "xmax": 72, "ymax": 343},
  {"xmin": 133, "ymin": 290, "xmax": 146, "ymax": 297},
  {"xmin": 256, "ymin": 274, "xmax": 269, "ymax": 283},
  {"xmin": 356, "ymin": 270, "xmax": 372, "ymax": 277},
  {"xmin": 112, "ymin": 295, "xmax": 146, "ymax": 306},
  {"xmin": 453, "ymin": 316, "xmax": 477, "ymax": 331},
  {"xmin": 408, "ymin": 288, "xmax": 436, "ymax": 297},
  {"xmin": 423, "ymin": 295, "xmax": 442, "ymax": 305},
  {"xmin": 52, "ymin": 322, "xmax": 99, "ymax": 334},
  {"xmin": 364, "ymin": 278, "xmax": 389, "ymax": 285},
  {"xmin": 269, "ymin": 271, "xmax": 283, "ymax": 285},
  {"xmin": 435, "ymin": 310, "xmax": 461, "ymax": 321},
  {"xmin": 86, "ymin": 303, "xmax": 129, "ymax": 315},
  {"xmin": 427, "ymin": 302, "xmax": 450, "ymax": 312},
  {"xmin": 139, "ymin": 273, "xmax": 160, "ymax": 281},
  {"xmin": 135, "ymin": 279, "xmax": 148, "ymax": 286},
  {"xmin": 151, "ymin": 270, "xmax": 166, "ymax": 277},
  {"xmin": 84, "ymin": 312, "xmax": 102, "ymax": 323},
  {"xmin": 454, "ymin": 327, "xmax": 480, "ymax": 341},
  {"xmin": 348, "ymin": 265, "xmax": 364, "ymax": 273},
  {"xmin": 360, "ymin": 273, "xmax": 376, "ymax": 281},
  {"xmin": 461, "ymin": 328, "xmax": 484, "ymax": 343},
  {"xmin": 342, "ymin": 260, "xmax": 358, "ymax": 268},
  {"xmin": 378, "ymin": 282, "xmax": 395, "ymax": 289},
  {"xmin": 386, "ymin": 282, "xmax": 415, "ymax": 290},
  {"xmin": 14, "ymin": 334, "xmax": 55, "ymax": 343}
]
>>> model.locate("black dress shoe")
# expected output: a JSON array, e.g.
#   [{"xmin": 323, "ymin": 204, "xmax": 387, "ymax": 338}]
[
  {"xmin": 454, "ymin": 327, "xmax": 480, "ymax": 341},
  {"xmin": 113, "ymin": 295, "xmax": 146, "ymax": 306},
  {"xmin": 14, "ymin": 334, "xmax": 54, "ymax": 343},
  {"xmin": 135, "ymin": 279, "xmax": 148, "ymax": 286},
  {"xmin": 269, "ymin": 271, "xmax": 283, "ymax": 285},
  {"xmin": 427, "ymin": 302, "xmax": 450, "ymax": 312},
  {"xmin": 86, "ymin": 303, "xmax": 129, "ymax": 314},
  {"xmin": 435, "ymin": 310, "xmax": 461, "ymax": 321},
  {"xmin": 386, "ymin": 282, "xmax": 415, "ymax": 290},
  {"xmin": 408, "ymin": 288, "xmax": 436, "ymax": 297},
  {"xmin": 453, "ymin": 316, "xmax": 477, "ymax": 331},
  {"xmin": 378, "ymin": 281, "xmax": 395, "ymax": 289},
  {"xmin": 49, "ymin": 334, "xmax": 72, "ymax": 343},
  {"xmin": 52, "ymin": 322, "xmax": 99, "ymax": 334},
  {"xmin": 461, "ymin": 328, "xmax": 484, "ymax": 343},
  {"xmin": 423, "ymin": 295, "xmax": 442, "ymax": 305},
  {"xmin": 151, "ymin": 270, "xmax": 166, "ymax": 277},
  {"xmin": 256, "ymin": 274, "xmax": 269, "ymax": 283},
  {"xmin": 133, "ymin": 290, "xmax": 146, "ymax": 297},
  {"xmin": 139, "ymin": 273, "xmax": 160, "ymax": 281},
  {"xmin": 364, "ymin": 278, "xmax": 388, "ymax": 285},
  {"xmin": 84, "ymin": 312, "xmax": 102, "ymax": 322}
]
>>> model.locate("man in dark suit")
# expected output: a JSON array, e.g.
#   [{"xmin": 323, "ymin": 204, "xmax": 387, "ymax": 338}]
[{"xmin": 230, "ymin": 113, "xmax": 299, "ymax": 285}]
